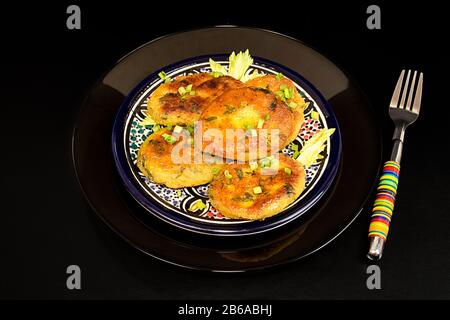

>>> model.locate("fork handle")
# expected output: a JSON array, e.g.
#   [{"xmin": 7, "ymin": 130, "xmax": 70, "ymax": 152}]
[{"xmin": 367, "ymin": 160, "xmax": 400, "ymax": 260}]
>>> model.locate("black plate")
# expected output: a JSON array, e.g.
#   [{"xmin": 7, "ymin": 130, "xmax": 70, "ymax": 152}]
[{"xmin": 72, "ymin": 27, "xmax": 382, "ymax": 271}]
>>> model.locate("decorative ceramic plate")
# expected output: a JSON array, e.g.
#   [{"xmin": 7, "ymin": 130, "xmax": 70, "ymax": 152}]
[{"xmin": 112, "ymin": 54, "xmax": 341, "ymax": 236}]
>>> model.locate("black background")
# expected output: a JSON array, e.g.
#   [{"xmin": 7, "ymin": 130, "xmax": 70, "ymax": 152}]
[{"xmin": 0, "ymin": 1, "xmax": 448, "ymax": 300}]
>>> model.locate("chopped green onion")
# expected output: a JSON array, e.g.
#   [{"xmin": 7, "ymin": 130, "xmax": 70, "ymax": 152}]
[
  {"xmin": 166, "ymin": 124, "xmax": 173, "ymax": 131},
  {"xmin": 279, "ymin": 84, "xmax": 287, "ymax": 91},
  {"xmin": 189, "ymin": 90, "xmax": 196, "ymax": 96},
  {"xmin": 311, "ymin": 110, "xmax": 320, "ymax": 120},
  {"xmin": 293, "ymin": 150, "xmax": 301, "ymax": 159},
  {"xmin": 152, "ymin": 124, "xmax": 161, "ymax": 132},
  {"xmin": 162, "ymin": 133, "xmax": 177, "ymax": 144},
  {"xmin": 284, "ymin": 167, "xmax": 292, "ymax": 175},
  {"xmin": 276, "ymin": 91, "xmax": 286, "ymax": 102},
  {"xmin": 253, "ymin": 186, "xmax": 262, "ymax": 194},
  {"xmin": 260, "ymin": 157, "xmax": 273, "ymax": 168},
  {"xmin": 289, "ymin": 101, "xmax": 298, "ymax": 109},
  {"xmin": 284, "ymin": 87, "xmax": 291, "ymax": 99},
  {"xmin": 188, "ymin": 199, "xmax": 206, "ymax": 212},
  {"xmin": 275, "ymin": 73, "xmax": 284, "ymax": 80},
  {"xmin": 158, "ymin": 71, "xmax": 171, "ymax": 84},
  {"xmin": 291, "ymin": 144, "xmax": 298, "ymax": 151},
  {"xmin": 173, "ymin": 125, "xmax": 183, "ymax": 134},
  {"xmin": 176, "ymin": 190, "xmax": 182, "ymax": 197},
  {"xmin": 185, "ymin": 84, "xmax": 193, "ymax": 92},
  {"xmin": 224, "ymin": 170, "xmax": 232, "ymax": 179},
  {"xmin": 249, "ymin": 162, "xmax": 258, "ymax": 170},
  {"xmin": 196, "ymin": 201, "xmax": 206, "ymax": 210},
  {"xmin": 265, "ymin": 114, "xmax": 270, "ymax": 121},
  {"xmin": 212, "ymin": 71, "xmax": 223, "ymax": 78},
  {"xmin": 178, "ymin": 86, "xmax": 187, "ymax": 96},
  {"xmin": 257, "ymin": 119, "xmax": 265, "ymax": 129},
  {"xmin": 212, "ymin": 167, "xmax": 220, "ymax": 175},
  {"xmin": 187, "ymin": 125, "xmax": 194, "ymax": 135}
]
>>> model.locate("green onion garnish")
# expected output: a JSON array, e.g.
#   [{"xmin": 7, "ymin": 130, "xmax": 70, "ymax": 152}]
[
  {"xmin": 253, "ymin": 186, "xmax": 262, "ymax": 194},
  {"xmin": 162, "ymin": 133, "xmax": 177, "ymax": 144},
  {"xmin": 260, "ymin": 157, "xmax": 273, "ymax": 168},
  {"xmin": 173, "ymin": 125, "xmax": 183, "ymax": 134},
  {"xmin": 188, "ymin": 199, "xmax": 206, "ymax": 212},
  {"xmin": 257, "ymin": 119, "xmax": 265, "ymax": 129},
  {"xmin": 212, "ymin": 167, "xmax": 220, "ymax": 175},
  {"xmin": 289, "ymin": 101, "xmax": 298, "ymax": 109},
  {"xmin": 275, "ymin": 73, "xmax": 284, "ymax": 80},
  {"xmin": 224, "ymin": 170, "xmax": 232, "ymax": 179},
  {"xmin": 158, "ymin": 71, "xmax": 171, "ymax": 83},
  {"xmin": 178, "ymin": 86, "xmax": 186, "ymax": 95},
  {"xmin": 284, "ymin": 167, "xmax": 292, "ymax": 175},
  {"xmin": 284, "ymin": 87, "xmax": 291, "ymax": 99}
]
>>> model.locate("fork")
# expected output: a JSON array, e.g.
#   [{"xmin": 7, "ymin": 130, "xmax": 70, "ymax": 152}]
[{"xmin": 367, "ymin": 70, "xmax": 423, "ymax": 260}]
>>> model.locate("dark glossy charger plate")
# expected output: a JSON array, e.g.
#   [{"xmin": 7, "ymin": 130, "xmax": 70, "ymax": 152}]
[{"xmin": 72, "ymin": 27, "xmax": 382, "ymax": 271}]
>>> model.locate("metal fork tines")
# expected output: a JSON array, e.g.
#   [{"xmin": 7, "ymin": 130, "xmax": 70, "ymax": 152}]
[{"xmin": 389, "ymin": 70, "xmax": 423, "ymax": 163}]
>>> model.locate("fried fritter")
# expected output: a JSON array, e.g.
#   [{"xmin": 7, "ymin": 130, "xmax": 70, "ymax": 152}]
[
  {"xmin": 196, "ymin": 75, "xmax": 244, "ymax": 100},
  {"xmin": 208, "ymin": 154, "xmax": 306, "ymax": 220},
  {"xmin": 246, "ymin": 74, "xmax": 306, "ymax": 143},
  {"xmin": 136, "ymin": 129, "xmax": 222, "ymax": 188},
  {"xmin": 147, "ymin": 74, "xmax": 243, "ymax": 126},
  {"xmin": 199, "ymin": 87, "xmax": 295, "ymax": 160}
]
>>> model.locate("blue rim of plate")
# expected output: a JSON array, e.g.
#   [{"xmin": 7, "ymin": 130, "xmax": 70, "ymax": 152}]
[{"xmin": 112, "ymin": 54, "xmax": 342, "ymax": 236}]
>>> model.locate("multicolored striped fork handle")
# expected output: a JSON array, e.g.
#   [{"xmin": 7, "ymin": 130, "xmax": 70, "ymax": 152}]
[{"xmin": 367, "ymin": 161, "xmax": 400, "ymax": 260}]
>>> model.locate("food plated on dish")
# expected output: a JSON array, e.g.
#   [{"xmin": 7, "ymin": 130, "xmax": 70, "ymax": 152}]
[{"xmin": 133, "ymin": 51, "xmax": 335, "ymax": 221}]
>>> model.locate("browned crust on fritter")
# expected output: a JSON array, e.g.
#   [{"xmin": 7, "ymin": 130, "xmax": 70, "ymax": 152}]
[
  {"xmin": 246, "ymin": 75, "xmax": 306, "ymax": 144},
  {"xmin": 136, "ymin": 129, "xmax": 222, "ymax": 188},
  {"xmin": 208, "ymin": 154, "xmax": 306, "ymax": 220},
  {"xmin": 146, "ymin": 73, "xmax": 214, "ymax": 126},
  {"xmin": 199, "ymin": 87, "xmax": 295, "ymax": 160},
  {"xmin": 147, "ymin": 74, "xmax": 245, "ymax": 126}
]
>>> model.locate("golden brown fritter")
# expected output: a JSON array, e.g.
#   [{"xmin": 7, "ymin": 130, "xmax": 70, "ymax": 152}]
[
  {"xmin": 147, "ymin": 74, "xmax": 244, "ymax": 126},
  {"xmin": 196, "ymin": 75, "xmax": 244, "ymax": 100},
  {"xmin": 246, "ymin": 74, "xmax": 306, "ymax": 143},
  {"xmin": 199, "ymin": 87, "xmax": 295, "ymax": 161},
  {"xmin": 146, "ymin": 73, "xmax": 214, "ymax": 126},
  {"xmin": 208, "ymin": 154, "xmax": 306, "ymax": 220},
  {"xmin": 136, "ymin": 129, "xmax": 222, "ymax": 188}
]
